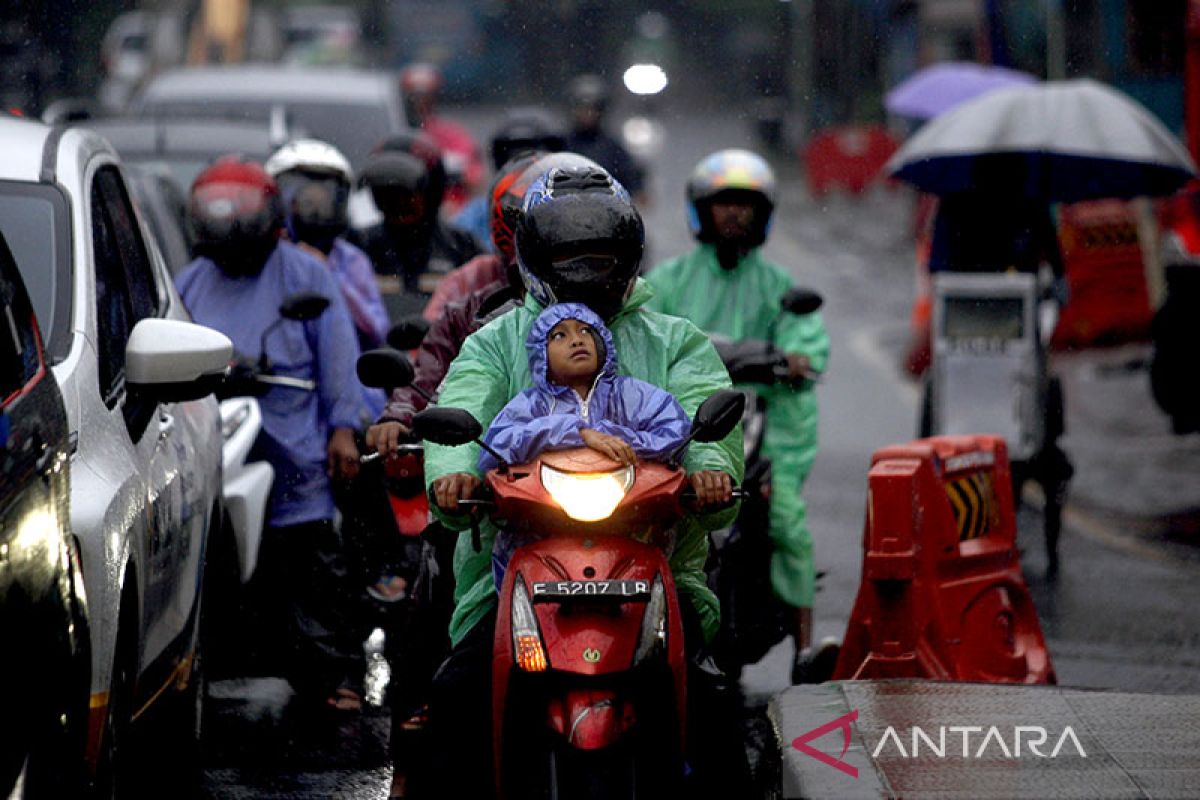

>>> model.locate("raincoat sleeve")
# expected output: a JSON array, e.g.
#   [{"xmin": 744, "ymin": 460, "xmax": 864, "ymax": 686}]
[
  {"xmin": 336, "ymin": 242, "xmax": 391, "ymax": 347},
  {"xmin": 423, "ymin": 320, "xmax": 517, "ymax": 527},
  {"xmin": 591, "ymin": 377, "xmax": 691, "ymax": 462},
  {"xmin": 307, "ymin": 258, "xmax": 370, "ymax": 431},
  {"xmin": 478, "ymin": 391, "xmax": 586, "ymax": 472},
  {"xmin": 773, "ymin": 309, "xmax": 830, "ymax": 377},
  {"xmin": 669, "ymin": 321, "xmax": 743, "ymax": 484}
]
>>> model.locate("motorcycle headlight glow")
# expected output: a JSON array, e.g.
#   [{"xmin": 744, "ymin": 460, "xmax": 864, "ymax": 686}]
[{"xmin": 540, "ymin": 463, "xmax": 635, "ymax": 522}]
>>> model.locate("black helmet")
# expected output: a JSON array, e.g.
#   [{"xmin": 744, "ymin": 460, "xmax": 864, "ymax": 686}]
[
  {"xmin": 189, "ymin": 156, "xmax": 283, "ymax": 275},
  {"xmin": 372, "ymin": 130, "xmax": 447, "ymax": 210},
  {"xmin": 360, "ymin": 151, "xmax": 435, "ymax": 225},
  {"xmin": 516, "ymin": 165, "xmax": 644, "ymax": 321},
  {"xmin": 489, "ymin": 107, "xmax": 567, "ymax": 171}
]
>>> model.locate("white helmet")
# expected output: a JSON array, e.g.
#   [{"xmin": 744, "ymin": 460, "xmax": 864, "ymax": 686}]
[{"xmin": 265, "ymin": 138, "xmax": 353, "ymax": 184}]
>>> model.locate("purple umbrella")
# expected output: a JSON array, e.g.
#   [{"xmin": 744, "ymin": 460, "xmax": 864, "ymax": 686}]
[{"xmin": 885, "ymin": 61, "xmax": 1038, "ymax": 120}]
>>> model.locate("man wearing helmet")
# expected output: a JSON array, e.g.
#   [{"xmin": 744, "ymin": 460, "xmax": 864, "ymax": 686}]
[
  {"xmin": 176, "ymin": 156, "xmax": 372, "ymax": 712},
  {"xmin": 564, "ymin": 73, "xmax": 646, "ymax": 202},
  {"xmin": 349, "ymin": 147, "xmax": 483, "ymax": 321},
  {"xmin": 265, "ymin": 138, "xmax": 390, "ymax": 351},
  {"xmin": 646, "ymin": 148, "xmax": 833, "ymax": 684},
  {"xmin": 418, "ymin": 164, "xmax": 747, "ymax": 796}
]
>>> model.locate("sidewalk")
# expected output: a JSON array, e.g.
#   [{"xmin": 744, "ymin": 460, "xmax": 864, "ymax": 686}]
[{"xmin": 1054, "ymin": 343, "xmax": 1200, "ymax": 563}]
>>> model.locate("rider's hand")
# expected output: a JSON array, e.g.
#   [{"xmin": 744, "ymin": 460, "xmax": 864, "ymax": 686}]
[
  {"xmin": 328, "ymin": 427, "xmax": 361, "ymax": 481},
  {"xmin": 581, "ymin": 428, "xmax": 636, "ymax": 465},
  {"xmin": 431, "ymin": 472, "xmax": 482, "ymax": 514},
  {"xmin": 785, "ymin": 353, "xmax": 815, "ymax": 382},
  {"xmin": 690, "ymin": 470, "xmax": 733, "ymax": 509},
  {"xmin": 366, "ymin": 420, "xmax": 411, "ymax": 457}
]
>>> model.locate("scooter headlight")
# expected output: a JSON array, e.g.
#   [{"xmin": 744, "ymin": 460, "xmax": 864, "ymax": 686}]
[
  {"xmin": 511, "ymin": 574, "xmax": 547, "ymax": 673},
  {"xmin": 540, "ymin": 463, "xmax": 635, "ymax": 522},
  {"xmin": 633, "ymin": 574, "xmax": 667, "ymax": 665}
]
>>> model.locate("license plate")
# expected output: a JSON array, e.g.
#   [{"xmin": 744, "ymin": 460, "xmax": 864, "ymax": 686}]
[{"xmin": 530, "ymin": 579, "xmax": 651, "ymax": 600}]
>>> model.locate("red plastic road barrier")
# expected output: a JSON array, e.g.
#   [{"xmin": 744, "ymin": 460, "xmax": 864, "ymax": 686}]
[
  {"xmin": 1051, "ymin": 199, "xmax": 1153, "ymax": 350},
  {"xmin": 832, "ymin": 435, "xmax": 1055, "ymax": 684},
  {"xmin": 802, "ymin": 125, "xmax": 900, "ymax": 197}
]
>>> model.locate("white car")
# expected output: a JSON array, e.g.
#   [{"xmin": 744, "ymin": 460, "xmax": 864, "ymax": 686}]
[{"xmin": 0, "ymin": 115, "xmax": 231, "ymax": 794}]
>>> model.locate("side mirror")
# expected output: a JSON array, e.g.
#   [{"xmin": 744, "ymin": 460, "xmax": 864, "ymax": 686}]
[
  {"xmin": 781, "ymin": 288, "xmax": 823, "ymax": 315},
  {"xmin": 387, "ymin": 316, "xmax": 430, "ymax": 351},
  {"xmin": 412, "ymin": 407, "xmax": 483, "ymax": 447},
  {"xmin": 279, "ymin": 292, "xmax": 331, "ymax": 322},
  {"xmin": 691, "ymin": 389, "xmax": 746, "ymax": 443},
  {"xmin": 126, "ymin": 319, "xmax": 232, "ymax": 402},
  {"xmin": 666, "ymin": 389, "xmax": 745, "ymax": 468},
  {"xmin": 357, "ymin": 348, "xmax": 414, "ymax": 391}
]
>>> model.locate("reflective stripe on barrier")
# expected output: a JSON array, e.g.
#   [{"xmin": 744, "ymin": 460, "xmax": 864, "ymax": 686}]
[{"xmin": 832, "ymin": 435, "xmax": 1056, "ymax": 685}]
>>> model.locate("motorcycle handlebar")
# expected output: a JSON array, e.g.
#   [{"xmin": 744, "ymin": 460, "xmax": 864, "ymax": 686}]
[{"xmin": 359, "ymin": 442, "xmax": 424, "ymax": 464}]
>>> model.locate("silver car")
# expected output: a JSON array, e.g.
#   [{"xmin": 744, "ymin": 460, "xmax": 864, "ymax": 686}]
[{"xmin": 0, "ymin": 115, "xmax": 231, "ymax": 794}]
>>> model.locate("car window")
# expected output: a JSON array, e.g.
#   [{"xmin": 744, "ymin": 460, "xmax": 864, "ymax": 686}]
[
  {"xmin": 94, "ymin": 167, "xmax": 159, "ymax": 321},
  {"xmin": 0, "ymin": 233, "xmax": 40, "ymax": 404},
  {"xmin": 0, "ymin": 181, "xmax": 72, "ymax": 364},
  {"xmin": 91, "ymin": 174, "xmax": 135, "ymax": 405},
  {"xmin": 143, "ymin": 98, "xmax": 395, "ymax": 169}
]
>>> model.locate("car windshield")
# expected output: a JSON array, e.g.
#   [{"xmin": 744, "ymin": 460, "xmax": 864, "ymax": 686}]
[
  {"xmin": 127, "ymin": 155, "xmax": 223, "ymax": 195},
  {"xmin": 143, "ymin": 99, "xmax": 395, "ymax": 170},
  {"xmin": 0, "ymin": 182, "xmax": 71, "ymax": 361}
]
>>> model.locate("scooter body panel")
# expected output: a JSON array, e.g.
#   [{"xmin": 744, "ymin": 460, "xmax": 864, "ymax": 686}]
[{"xmin": 488, "ymin": 452, "xmax": 689, "ymax": 795}]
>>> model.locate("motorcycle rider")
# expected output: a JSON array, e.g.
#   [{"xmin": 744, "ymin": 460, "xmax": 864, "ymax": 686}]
[
  {"xmin": 265, "ymin": 137, "xmax": 391, "ymax": 351},
  {"xmin": 176, "ymin": 156, "xmax": 371, "ymax": 711},
  {"xmin": 564, "ymin": 73, "xmax": 646, "ymax": 204},
  {"xmin": 421, "ymin": 164, "xmax": 747, "ymax": 796},
  {"xmin": 349, "ymin": 148, "xmax": 483, "ymax": 320},
  {"xmin": 645, "ymin": 148, "xmax": 834, "ymax": 684},
  {"xmin": 451, "ymin": 107, "xmax": 567, "ymax": 250},
  {"xmin": 398, "ymin": 61, "xmax": 484, "ymax": 212}
]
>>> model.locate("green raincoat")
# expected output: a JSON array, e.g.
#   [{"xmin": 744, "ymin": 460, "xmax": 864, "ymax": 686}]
[
  {"xmin": 425, "ymin": 278, "xmax": 743, "ymax": 646},
  {"xmin": 646, "ymin": 244, "xmax": 830, "ymax": 608}
]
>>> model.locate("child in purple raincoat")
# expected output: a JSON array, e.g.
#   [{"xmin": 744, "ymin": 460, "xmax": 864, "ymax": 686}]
[{"xmin": 481, "ymin": 302, "xmax": 692, "ymax": 588}]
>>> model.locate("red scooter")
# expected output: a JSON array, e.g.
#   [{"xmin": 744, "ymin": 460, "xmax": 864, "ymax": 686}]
[{"xmin": 410, "ymin": 391, "xmax": 743, "ymax": 799}]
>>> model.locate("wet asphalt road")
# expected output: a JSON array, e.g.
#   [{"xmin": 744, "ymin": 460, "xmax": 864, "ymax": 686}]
[{"xmin": 194, "ymin": 103, "xmax": 1200, "ymax": 798}]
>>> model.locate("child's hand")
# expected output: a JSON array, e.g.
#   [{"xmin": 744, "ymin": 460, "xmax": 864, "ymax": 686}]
[{"xmin": 581, "ymin": 429, "xmax": 636, "ymax": 465}]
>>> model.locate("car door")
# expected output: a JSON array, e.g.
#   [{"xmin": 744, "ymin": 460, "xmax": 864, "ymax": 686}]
[{"xmin": 89, "ymin": 165, "xmax": 199, "ymax": 666}]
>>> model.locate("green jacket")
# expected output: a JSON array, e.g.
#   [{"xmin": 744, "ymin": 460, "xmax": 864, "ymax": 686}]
[
  {"xmin": 645, "ymin": 244, "xmax": 829, "ymax": 469},
  {"xmin": 424, "ymin": 278, "xmax": 743, "ymax": 645}
]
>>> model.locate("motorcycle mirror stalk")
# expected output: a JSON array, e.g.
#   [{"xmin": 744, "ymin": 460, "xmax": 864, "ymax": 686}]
[
  {"xmin": 667, "ymin": 389, "xmax": 746, "ymax": 468},
  {"xmin": 258, "ymin": 292, "xmax": 331, "ymax": 371}
]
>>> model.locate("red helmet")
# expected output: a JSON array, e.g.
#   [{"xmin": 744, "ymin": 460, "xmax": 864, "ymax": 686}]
[{"xmin": 189, "ymin": 156, "xmax": 283, "ymax": 273}]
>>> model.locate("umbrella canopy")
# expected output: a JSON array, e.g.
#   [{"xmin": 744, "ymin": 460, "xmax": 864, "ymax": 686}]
[
  {"xmin": 888, "ymin": 79, "xmax": 1197, "ymax": 202},
  {"xmin": 885, "ymin": 61, "xmax": 1037, "ymax": 120}
]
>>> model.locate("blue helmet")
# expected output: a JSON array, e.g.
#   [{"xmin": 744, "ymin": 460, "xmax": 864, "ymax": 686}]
[{"xmin": 516, "ymin": 164, "xmax": 644, "ymax": 321}]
